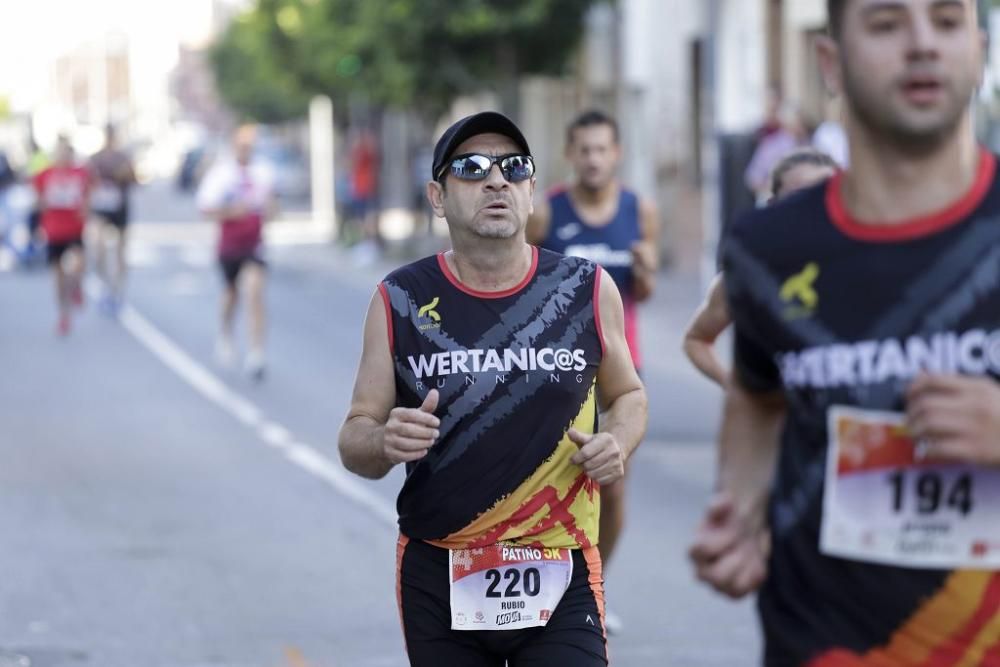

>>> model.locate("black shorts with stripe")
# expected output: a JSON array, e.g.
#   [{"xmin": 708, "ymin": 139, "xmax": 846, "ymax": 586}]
[{"xmin": 396, "ymin": 535, "xmax": 608, "ymax": 667}]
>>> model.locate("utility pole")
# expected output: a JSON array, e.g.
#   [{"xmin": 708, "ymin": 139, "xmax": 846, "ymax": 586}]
[
  {"xmin": 699, "ymin": 0, "xmax": 722, "ymax": 293},
  {"xmin": 309, "ymin": 95, "xmax": 336, "ymax": 240}
]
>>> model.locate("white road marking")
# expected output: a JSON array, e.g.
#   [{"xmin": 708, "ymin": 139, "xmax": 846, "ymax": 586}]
[
  {"xmin": 167, "ymin": 272, "xmax": 205, "ymax": 296},
  {"xmin": 87, "ymin": 278, "xmax": 397, "ymax": 529},
  {"xmin": 258, "ymin": 421, "xmax": 294, "ymax": 449},
  {"xmin": 284, "ymin": 444, "xmax": 398, "ymax": 526},
  {"xmin": 0, "ymin": 247, "xmax": 15, "ymax": 272}
]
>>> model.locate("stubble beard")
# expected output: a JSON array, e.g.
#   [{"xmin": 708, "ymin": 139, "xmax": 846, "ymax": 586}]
[
  {"xmin": 842, "ymin": 59, "xmax": 972, "ymax": 156},
  {"xmin": 472, "ymin": 217, "xmax": 520, "ymax": 239},
  {"xmin": 578, "ymin": 169, "xmax": 613, "ymax": 193}
]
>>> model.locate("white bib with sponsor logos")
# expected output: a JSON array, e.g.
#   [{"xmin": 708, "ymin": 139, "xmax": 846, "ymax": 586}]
[
  {"xmin": 821, "ymin": 406, "xmax": 1000, "ymax": 569},
  {"xmin": 91, "ymin": 183, "xmax": 122, "ymax": 211},
  {"xmin": 449, "ymin": 544, "xmax": 573, "ymax": 631}
]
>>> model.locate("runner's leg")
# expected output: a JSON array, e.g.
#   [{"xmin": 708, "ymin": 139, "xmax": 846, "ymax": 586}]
[
  {"xmin": 94, "ymin": 219, "xmax": 111, "ymax": 287},
  {"xmin": 113, "ymin": 220, "xmax": 128, "ymax": 302},
  {"xmin": 63, "ymin": 245, "xmax": 85, "ymax": 307},
  {"xmin": 512, "ymin": 547, "xmax": 608, "ymax": 667},
  {"xmin": 397, "ymin": 537, "xmax": 502, "ymax": 667},
  {"xmin": 242, "ymin": 261, "xmax": 266, "ymax": 378},
  {"xmin": 243, "ymin": 262, "xmax": 266, "ymax": 355},
  {"xmin": 217, "ymin": 258, "xmax": 241, "ymax": 367},
  {"xmin": 50, "ymin": 245, "xmax": 70, "ymax": 334}
]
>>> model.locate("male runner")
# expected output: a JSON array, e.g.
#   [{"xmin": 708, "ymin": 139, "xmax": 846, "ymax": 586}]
[
  {"xmin": 690, "ymin": 1, "xmax": 1000, "ymax": 664},
  {"xmin": 526, "ymin": 111, "xmax": 660, "ymax": 620},
  {"xmin": 90, "ymin": 124, "xmax": 136, "ymax": 315},
  {"xmin": 683, "ymin": 148, "xmax": 838, "ymax": 387},
  {"xmin": 197, "ymin": 125, "xmax": 275, "ymax": 380},
  {"xmin": 339, "ymin": 111, "xmax": 647, "ymax": 666},
  {"xmin": 33, "ymin": 136, "xmax": 89, "ymax": 336}
]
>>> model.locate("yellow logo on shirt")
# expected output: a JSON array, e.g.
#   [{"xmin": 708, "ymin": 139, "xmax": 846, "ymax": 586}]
[
  {"xmin": 780, "ymin": 262, "xmax": 819, "ymax": 319},
  {"xmin": 417, "ymin": 297, "xmax": 441, "ymax": 330}
]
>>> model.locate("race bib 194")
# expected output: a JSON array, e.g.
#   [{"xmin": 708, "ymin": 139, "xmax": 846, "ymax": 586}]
[
  {"xmin": 821, "ymin": 406, "xmax": 1000, "ymax": 569},
  {"xmin": 449, "ymin": 544, "xmax": 573, "ymax": 631}
]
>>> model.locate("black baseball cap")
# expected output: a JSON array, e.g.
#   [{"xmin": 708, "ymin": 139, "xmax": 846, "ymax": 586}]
[{"xmin": 431, "ymin": 111, "xmax": 532, "ymax": 181}]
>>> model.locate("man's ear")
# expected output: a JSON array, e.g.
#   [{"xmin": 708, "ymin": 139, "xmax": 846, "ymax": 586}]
[
  {"xmin": 978, "ymin": 27, "xmax": 989, "ymax": 88},
  {"xmin": 815, "ymin": 34, "xmax": 844, "ymax": 97},
  {"xmin": 426, "ymin": 180, "xmax": 446, "ymax": 219}
]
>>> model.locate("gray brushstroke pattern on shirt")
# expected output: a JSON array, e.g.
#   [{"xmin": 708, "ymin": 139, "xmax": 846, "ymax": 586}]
[
  {"xmin": 726, "ymin": 220, "xmax": 1000, "ymax": 536},
  {"xmin": 383, "ymin": 259, "xmax": 598, "ymax": 473}
]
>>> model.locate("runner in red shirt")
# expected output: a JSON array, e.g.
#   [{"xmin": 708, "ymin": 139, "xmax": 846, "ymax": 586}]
[{"xmin": 33, "ymin": 136, "xmax": 90, "ymax": 336}]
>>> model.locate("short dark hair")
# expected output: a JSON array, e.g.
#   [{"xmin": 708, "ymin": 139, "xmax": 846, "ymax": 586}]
[
  {"xmin": 827, "ymin": 0, "xmax": 846, "ymax": 39},
  {"xmin": 566, "ymin": 109, "xmax": 620, "ymax": 146},
  {"xmin": 770, "ymin": 148, "xmax": 838, "ymax": 199}
]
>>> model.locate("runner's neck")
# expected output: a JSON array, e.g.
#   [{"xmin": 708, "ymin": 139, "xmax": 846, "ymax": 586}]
[
  {"xmin": 444, "ymin": 242, "xmax": 534, "ymax": 294},
  {"xmin": 569, "ymin": 181, "xmax": 620, "ymax": 225},
  {"xmin": 841, "ymin": 119, "xmax": 980, "ymax": 225}
]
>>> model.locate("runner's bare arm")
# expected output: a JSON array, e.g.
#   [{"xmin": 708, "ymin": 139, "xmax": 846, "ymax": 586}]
[
  {"xmin": 202, "ymin": 206, "xmax": 238, "ymax": 224},
  {"xmin": 525, "ymin": 198, "xmax": 551, "ymax": 245},
  {"xmin": 121, "ymin": 159, "xmax": 137, "ymax": 185},
  {"xmin": 338, "ymin": 291, "xmax": 441, "ymax": 479},
  {"xmin": 630, "ymin": 197, "xmax": 661, "ymax": 302},
  {"xmin": 689, "ymin": 380, "xmax": 785, "ymax": 598},
  {"xmin": 717, "ymin": 382, "xmax": 784, "ymax": 530},
  {"xmin": 197, "ymin": 169, "xmax": 247, "ymax": 222},
  {"xmin": 81, "ymin": 170, "xmax": 92, "ymax": 218},
  {"xmin": 32, "ymin": 173, "xmax": 45, "ymax": 210},
  {"xmin": 683, "ymin": 274, "xmax": 731, "ymax": 387},
  {"xmin": 570, "ymin": 270, "xmax": 648, "ymax": 485}
]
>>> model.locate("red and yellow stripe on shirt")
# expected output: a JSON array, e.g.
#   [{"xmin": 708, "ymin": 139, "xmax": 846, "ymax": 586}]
[
  {"xmin": 427, "ymin": 383, "xmax": 600, "ymax": 551},
  {"xmin": 809, "ymin": 571, "xmax": 1000, "ymax": 667}
]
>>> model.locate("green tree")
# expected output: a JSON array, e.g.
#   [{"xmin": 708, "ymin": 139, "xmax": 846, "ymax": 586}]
[
  {"xmin": 210, "ymin": 9, "xmax": 312, "ymax": 123},
  {"xmin": 214, "ymin": 0, "xmax": 603, "ymax": 122}
]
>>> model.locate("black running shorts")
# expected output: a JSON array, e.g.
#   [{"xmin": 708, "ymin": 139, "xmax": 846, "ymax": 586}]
[
  {"xmin": 218, "ymin": 254, "xmax": 266, "ymax": 288},
  {"xmin": 47, "ymin": 238, "xmax": 84, "ymax": 266},
  {"xmin": 395, "ymin": 535, "xmax": 608, "ymax": 667},
  {"xmin": 93, "ymin": 206, "xmax": 129, "ymax": 230}
]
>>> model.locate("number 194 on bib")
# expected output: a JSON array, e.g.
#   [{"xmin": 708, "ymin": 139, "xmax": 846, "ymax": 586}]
[{"xmin": 821, "ymin": 406, "xmax": 1000, "ymax": 569}]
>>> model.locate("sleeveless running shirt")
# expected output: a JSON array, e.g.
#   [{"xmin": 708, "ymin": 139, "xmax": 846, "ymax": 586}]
[
  {"xmin": 725, "ymin": 149, "xmax": 1000, "ymax": 666},
  {"xmin": 378, "ymin": 247, "xmax": 605, "ymax": 551},
  {"xmin": 542, "ymin": 187, "xmax": 643, "ymax": 368}
]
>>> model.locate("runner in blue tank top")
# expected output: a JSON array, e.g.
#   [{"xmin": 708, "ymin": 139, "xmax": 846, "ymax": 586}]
[{"xmin": 527, "ymin": 109, "xmax": 661, "ymax": 634}]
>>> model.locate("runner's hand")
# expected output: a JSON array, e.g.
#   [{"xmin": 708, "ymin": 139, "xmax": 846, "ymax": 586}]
[
  {"xmin": 906, "ymin": 373, "xmax": 1000, "ymax": 466},
  {"xmin": 689, "ymin": 491, "xmax": 769, "ymax": 599},
  {"xmin": 382, "ymin": 389, "xmax": 440, "ymax": 465},
  {"xmin": 631, "ymin": 240, "xmax": 656, "ymax": 301},
  {"xmin": 226, "ymin": 201, "xmax": 251, "ymax": 218},
  {"xmin": 568, "ymin": 428, "xmax": 625, "ymax": 485},
  {"xmin": 631, "ymin": 240, "xmax": 657, "ymax": 274}
]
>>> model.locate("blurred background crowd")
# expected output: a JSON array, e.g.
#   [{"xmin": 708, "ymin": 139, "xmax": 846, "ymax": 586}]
[{"xmin": 1, "ymin": 0, "xmax": 998, "ymax": 277}]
